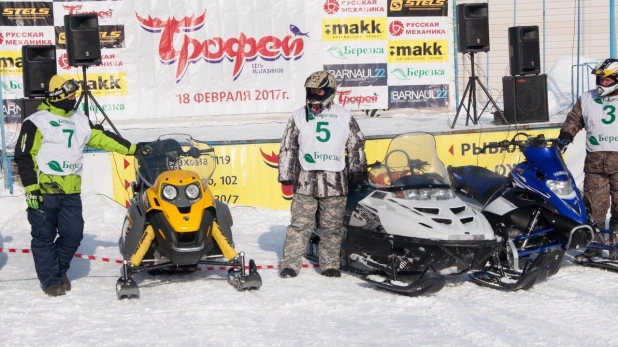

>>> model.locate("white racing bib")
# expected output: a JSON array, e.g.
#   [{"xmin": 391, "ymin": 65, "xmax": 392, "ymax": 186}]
[
  {"xmin": 27, "ymin": 110, "xmax": 91, "ymax": 176},
  {"xmin": 293, "ymin": 104, "xmax": 350, "ymax": 172},
  {"xmin": 582, "ymin": 90, "xmax": 618, "ymax": 152}
]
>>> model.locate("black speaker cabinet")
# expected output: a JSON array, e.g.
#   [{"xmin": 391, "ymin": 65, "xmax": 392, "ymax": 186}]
[
  {"xmin": 20, "ymin": 98, "xmax": 44, "ymax": 121},
  {"xmin": 22, "ymin": 45, "xmax": 57, "ymax": 98},
  {"xmin": 502, "ymin": 74, "xmax": 549, "ymax": 124},
  {"xmin": 509, "ymin": 26, "xmax": 540, "ymax": 76},
  {"xmin": 456, "ymin": 3, "xmax": 490, "ymax": 53},
  {"xmin": 64, "ymin": 14, "xmax": 101, "ymax": 66}
]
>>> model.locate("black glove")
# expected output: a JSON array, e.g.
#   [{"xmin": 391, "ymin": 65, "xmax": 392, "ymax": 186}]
[
  {"xmin": 349, "ymin": 172, "xmax": 365, "ymax": 186},
  {"xmin": 135, "ymin": 142, "xmax": 152, "ymax": 156},
  {"xmin": 280, "ymin": 180, "xmax": 294, "ymax": 186},
  {"xmin": 556, "ymin": 131, "xmax": 573, "ymax": 152}
]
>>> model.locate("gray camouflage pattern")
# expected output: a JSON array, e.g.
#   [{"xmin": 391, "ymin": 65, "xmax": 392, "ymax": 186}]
[
  {"xmin": 280, "ymin": 193, "xmax": 346, "ymax": 274},
  {"xmin": 278, "ymin": 111, "xmax": 366, "ymax": 197}
]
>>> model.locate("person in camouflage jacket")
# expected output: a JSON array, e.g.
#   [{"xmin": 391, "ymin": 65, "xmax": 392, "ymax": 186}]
[
  {"xmin": 278, "ymin": 71, "xmax": 366, "ymax": 278},
  {"xmin": 559, "ymin": 58, "xmax": 618, "ymax": 237},
  {"xmin": 15, "ymin": 75, "xmax": 138, "ymax": 297}
]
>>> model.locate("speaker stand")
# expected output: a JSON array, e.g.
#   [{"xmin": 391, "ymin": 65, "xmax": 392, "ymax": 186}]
[
  {"xmin": 450, "ymin": 52, "xmax": 508, "ymax": 129},
  {"xmin": 74, "ymin": 65, "xmax": 121, "ymax": 136}
]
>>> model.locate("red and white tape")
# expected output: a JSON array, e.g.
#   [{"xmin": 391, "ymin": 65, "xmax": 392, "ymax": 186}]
[{"xmin": 0, "ymin": 247, "xmax": 319, "ymax": 271}]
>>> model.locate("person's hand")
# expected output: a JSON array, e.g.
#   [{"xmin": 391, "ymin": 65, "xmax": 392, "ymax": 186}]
[
  {"xmin": 556, "ymin": 137, "xmax": 571, "ymax": 152},
  {"xmin": 349, "ymin": 172, "xmax": 365, "ymax": 186},
  {"xmin": 26, "ymin": 189, "xmax": 43, "ymax": 210},
  {"xmin": 135, "ymin": 142, "xmax": 153, "ymax": 156},
  {"xmin": 280, "ymin": 180, "xmax": 294, "ymax": 186}
]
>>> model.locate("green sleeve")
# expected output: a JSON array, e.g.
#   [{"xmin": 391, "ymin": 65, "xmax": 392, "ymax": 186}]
[{"xmin": 87, "ymin": 126, "xmax": 136, "ymax": 155}]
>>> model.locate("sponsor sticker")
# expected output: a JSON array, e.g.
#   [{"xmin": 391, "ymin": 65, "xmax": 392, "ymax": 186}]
[
  {"xmin": 0, "ymin": 28, "xmax": 54, "ymax": 46},
  {"xmin": 387, "ymin": 40, "xmax": 448, "ymax": 63},
  {"xmin": 323, "ymin": 0, "xmax": 386, "ymax": 16},
  {"xmin": 388, "ymin": 84, "xmax": 449, "ymax": 108},
  {"xmin": 55, "ymin": 25, "xmax": 125, "ymax": 49},
  {"xmin": 0, "ymin": 2, "xmax": 53, "ymax": 26},
  {"xmin": 0, "ymin": 50, "xmax": 23, "ymax": 75},
  {"xmin": 388, "ymin": 18, "xmax": 448, "ymax": 38},
  {"xmin": 60, "ymin": 72, "xmax": 127, "ymax": 97},
  {"xmin": 324, "ymin": 63, "xmax": 388, "ymax": 87},
  {"xmin": 387, "ymin": 0, "xmax": 448, "ymax": 17},
  {"xmin": 334, "ymin": 86, "xmax": 388, "ymax": 110},
  {"xmin": 324, "ymin": 43, "xmax": 386, "ymax": 63},
  {"xmin": 2, "ymin": 98, "xmax": 21, "ymax": 123},
  {"xmin": 56, "ymin": 3, "xmax": 115, "ymax": 23},
  {"xmin": 323, "ymin": 17, "xmax": 387, "ymax": 41}
]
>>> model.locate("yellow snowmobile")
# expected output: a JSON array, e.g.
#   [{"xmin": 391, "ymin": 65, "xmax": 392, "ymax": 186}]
[{"xmin": 116, "ymin": 135, "xmax": 261, "ymax": 299}]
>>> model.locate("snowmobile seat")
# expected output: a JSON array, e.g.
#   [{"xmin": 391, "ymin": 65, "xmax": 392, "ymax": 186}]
[{"xmin": 463, "ymin": 166, "xmax": 507, "ymax": 204}]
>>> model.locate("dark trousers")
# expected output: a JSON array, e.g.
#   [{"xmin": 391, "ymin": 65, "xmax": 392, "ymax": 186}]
[{"xmin": 27, "ymin": 194, "xmax": 84, "ymax": 290}]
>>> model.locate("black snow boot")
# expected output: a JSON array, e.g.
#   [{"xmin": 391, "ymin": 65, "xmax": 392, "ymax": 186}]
[
  {"xmin": 279, "ymin": 268, "xmax": 297, "ymax": 278},
  {"xmin": 44, "ymin": 284, "xmax": 66, "ymax": 297},
  {"xmin": 321, "ymin": 268, "xmax": 341, "ymax": 278},
  {"xmin": 61, "ymin": 275, "xmax": 71, "ymax": 292}
]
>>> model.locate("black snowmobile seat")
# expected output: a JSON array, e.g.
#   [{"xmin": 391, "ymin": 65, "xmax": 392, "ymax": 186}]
[{"xmin": 465, "ymin": 166, "xmax": 508, "ymax": 204}]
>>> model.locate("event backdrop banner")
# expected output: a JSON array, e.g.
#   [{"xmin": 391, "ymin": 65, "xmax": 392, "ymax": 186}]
[
  {"xmin": 110, "ymin": 128, "xmax": 560, "ymax": 210},
  {"xmin": 1, "ymin": 0, "xmax": 455, "ymax": 124}
]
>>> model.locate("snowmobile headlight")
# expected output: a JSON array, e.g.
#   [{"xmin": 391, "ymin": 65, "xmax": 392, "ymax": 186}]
[
  {"xmin": 185, "ymin": 183, "xmax": 200, "ymax": 199},
  {"xmin": 392, "ymin": 188, "xmax": 455, "ymax": 201},
  {"xmin": 162, "ymin": 185, "xmax": 178, "ymax": 200},
  {"xmin": 546, "ymin": 179, "xmax": 574, "ymax": 197}
]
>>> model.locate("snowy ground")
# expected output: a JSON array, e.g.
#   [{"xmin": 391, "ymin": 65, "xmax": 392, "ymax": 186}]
[{"xmin": 1, "ymin": 191, "xmax": 618, "ymax": 347}]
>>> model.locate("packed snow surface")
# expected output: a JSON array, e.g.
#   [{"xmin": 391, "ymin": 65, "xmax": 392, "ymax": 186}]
[{"xmin": 0, "ymin": 192, "xmax": 617, "ymax": 347}]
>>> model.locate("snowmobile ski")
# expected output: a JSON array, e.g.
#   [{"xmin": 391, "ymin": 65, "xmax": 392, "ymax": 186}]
[
  {"xmin": 117, "ymin": 261, "xmax": 140, "ymax": 299},
  {"xmin": 363, "ymin": 272, "xmax": 446, "ymax": 297},
  {"xmin": 574, "ymin": 241, "xmax": 618, "ymax": 272},
  {"xmin": 227, "ymin": 258, "xmax": 262, "ymax": 291},
  {"xmin": 468, "ymin": 247, "xmax": 564, "ymax": 291}
]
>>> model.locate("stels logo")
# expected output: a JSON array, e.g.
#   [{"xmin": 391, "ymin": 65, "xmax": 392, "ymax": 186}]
[
  {"xmin": 62, "ymin": 4, "xmax": 113, "ymax": 19},
  {"xmin": 136, "ymin": 11, "xmax": 306, "ymax": 83}
]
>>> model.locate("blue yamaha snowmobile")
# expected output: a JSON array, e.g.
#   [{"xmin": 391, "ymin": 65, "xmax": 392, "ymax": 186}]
[{"xmin": 448, "ymin": 133, "xmax": 595, "ymax": 290}]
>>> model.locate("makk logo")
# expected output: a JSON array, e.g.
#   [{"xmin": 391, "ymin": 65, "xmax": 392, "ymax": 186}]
[
  {"xmin": 0, "ymin": 51, "xmax": 22, "ymax": 75},
  {"xmin": 323, "ymin": 18, "xmax": 386, "ymax": 41},
  {"xmin": 259, "ymin": 148, "xmax": 294, "ymax": 200},
  {"xmin": 136, "ymin": 11, "xmax": 306, "ymax": 83},
  {"xmin": 60, "ymin": 73, "xmax": 127, "ymax": 97},
  {"xmin": 387, "ymin": 40, "xmax": 448, "ymax": 63}
]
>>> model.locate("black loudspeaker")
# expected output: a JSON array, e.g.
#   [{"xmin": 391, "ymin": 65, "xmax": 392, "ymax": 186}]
[
  {"xmin": 22, "ymin": 45, "xmax": 57, "ymax": 98},
  {"xmin": 502, "ymin": 74, "xmax": 549, "ymax": 124},
  {"xmin": 509, "ymin": 26, "xmax": 540, "ymax": 76},
  {"xmin": 64, "ymin": 14, "xmax": 101, "ymax": 66},
  {"xmin": 20, "ymin": 98, "xmax": 44, "ymax": 121},
  {"xmin": 456, "ymin": 3, "xmax": 490, "ymax": 53}
]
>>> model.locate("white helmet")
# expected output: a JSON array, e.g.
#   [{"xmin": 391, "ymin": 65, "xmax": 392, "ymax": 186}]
[{"xmin": 592, "ymin": 58, "xmax": 618, "ymax": 97}]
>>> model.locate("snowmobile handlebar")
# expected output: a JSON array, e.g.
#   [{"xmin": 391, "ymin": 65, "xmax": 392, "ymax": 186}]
[{"xmin": 480, "ymin": 133, "xmax": 560, "ymax": 153}]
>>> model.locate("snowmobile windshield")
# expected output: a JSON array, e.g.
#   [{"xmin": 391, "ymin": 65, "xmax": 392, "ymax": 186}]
[
  {"xmin": 368, "ymin": 132, "xmax": 451, "ymax": 190},
  {"xmin": 135, "ymin": 134, "xmax": 216, "ymax": 187}
]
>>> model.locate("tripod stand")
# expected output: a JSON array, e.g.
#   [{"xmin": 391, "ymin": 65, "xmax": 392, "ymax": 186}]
[
  {"xmin": 74, "ymin": 65, "xmax": 121, "ymax": 136},
  {"xmin": 450, "ymin": 52, "xmax": 508, "ymax": 129}
]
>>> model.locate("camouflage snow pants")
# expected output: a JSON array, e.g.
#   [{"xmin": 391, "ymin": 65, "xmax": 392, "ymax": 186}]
[
  {"xmin": 584, "ymin": 172, "xmax": 618, "ymax": 229},
  {"xmin": 280, "ymin": 193, "xmax": 346, "ymax": 274}
]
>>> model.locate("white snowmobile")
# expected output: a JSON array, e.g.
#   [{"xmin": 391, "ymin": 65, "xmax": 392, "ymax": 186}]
[{"xmin": 307, "ymin": 133, "xmax": 503, "ymax": 296}]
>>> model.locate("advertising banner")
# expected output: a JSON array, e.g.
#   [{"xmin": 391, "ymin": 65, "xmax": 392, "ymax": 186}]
[
  {"xmin": 1, "ymin": 0, "xmax": 456, "ymax": 122},
  {"xmin": 109, "ymin": 128, "xmax": 561, "ymax": 210}
]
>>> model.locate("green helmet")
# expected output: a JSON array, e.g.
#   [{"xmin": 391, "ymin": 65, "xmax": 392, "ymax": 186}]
[{"xmin": 304, "ymin": 71, "xmax": 337, "ymax": 115}]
